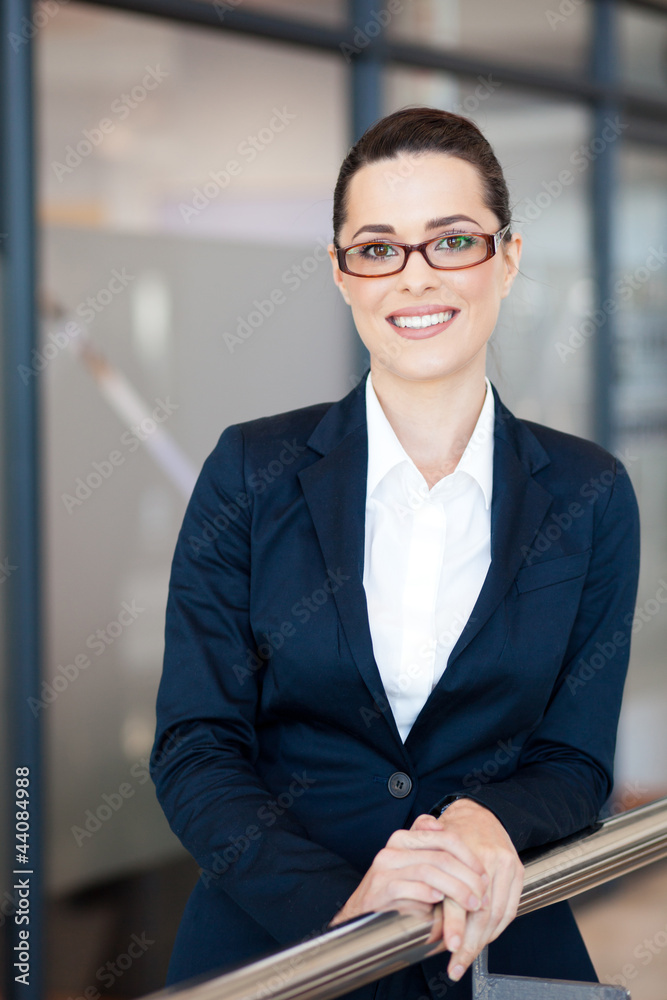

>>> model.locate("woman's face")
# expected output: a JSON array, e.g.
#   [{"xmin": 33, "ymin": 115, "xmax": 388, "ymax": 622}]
[{"xmin": 328, "ymin": 151, "xmax": 522, "ymax": 385}]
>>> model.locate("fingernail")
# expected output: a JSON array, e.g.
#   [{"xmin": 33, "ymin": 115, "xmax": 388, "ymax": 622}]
[
  {"xmin": 449, "ymin": 935, "xmax": 461, "ymax": 951},
  {"xmin": 467, "ymin": 894, "xmax": 481, "ymax": 910},
  {"xmin": 449, "ymin": 964, "xmax": 465, "ymax": 982},
  {"xmin": 481, "ymin": 873, "xmax": 490, "ymax": 884},
  {"xmin": 481, "ymin": 893, "xmax": 490, "ymax": 907}
]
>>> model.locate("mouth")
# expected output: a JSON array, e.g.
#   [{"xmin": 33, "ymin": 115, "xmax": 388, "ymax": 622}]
[{"xmin": 386, "ymin": 307, "xmax": 459, "ymax": 339}]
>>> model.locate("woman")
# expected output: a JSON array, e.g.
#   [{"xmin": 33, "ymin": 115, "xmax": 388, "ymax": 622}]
[{"xmin": 150, "ymin": 107, "xmax": 640, "ymax": 999}]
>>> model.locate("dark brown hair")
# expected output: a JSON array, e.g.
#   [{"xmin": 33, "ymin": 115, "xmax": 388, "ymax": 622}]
[{"xmin": 332, "ymin": 105, "xmax": 511, "ymax": 248}]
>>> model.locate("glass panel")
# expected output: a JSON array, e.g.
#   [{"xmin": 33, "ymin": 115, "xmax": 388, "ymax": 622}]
[
  {"xmin": 619, "ymin": 1, "xmax": 667, "ymax": 97},
  {"xmin": 38, "ymin": 1, "xmax": 349, "ymax": 901},
  {"xmin": 385, "ymin": 69, "xmax": 594, "ymax": 439},
  {"xmin": 387, "ymin": 0, "xmax": 592, "ymax": 73},
  {"xmin": 613, "ymin": 142, "xmax": 667, "ymax": 798}
]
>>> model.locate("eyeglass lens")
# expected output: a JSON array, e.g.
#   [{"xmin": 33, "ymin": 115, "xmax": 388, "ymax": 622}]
[{"xmin": 344, "ymin": 234, "xmax": 489, "ymax": 275}]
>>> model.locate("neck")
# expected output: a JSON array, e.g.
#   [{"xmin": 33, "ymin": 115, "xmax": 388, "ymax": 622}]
[{"xmin": 369, "ymin": 361, "xmax": 488, "ymax": 483}]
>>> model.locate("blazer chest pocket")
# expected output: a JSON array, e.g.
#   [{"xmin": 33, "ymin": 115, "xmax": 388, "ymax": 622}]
[{"xmin": 515, "ymin": 549, "xmax": 592, "ymax": 594}]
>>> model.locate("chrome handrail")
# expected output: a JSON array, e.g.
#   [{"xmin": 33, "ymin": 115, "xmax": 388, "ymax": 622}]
[{"xmin": 143, "ymin": 795, "xmax": 667, "ymax": 1000}]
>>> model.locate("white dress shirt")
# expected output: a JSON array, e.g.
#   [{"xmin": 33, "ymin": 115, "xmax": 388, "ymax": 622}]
[{"xmin": 363, "ymin": 371, "xmax": 495, "ymax": 742}]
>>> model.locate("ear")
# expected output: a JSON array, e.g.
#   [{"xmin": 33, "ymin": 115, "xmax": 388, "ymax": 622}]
[
  {"xmin": 500, "ymin": 232, "xmax": 522, "ymax": 299},
  {"xmin": 328, "ymin": 243, "xmax": 352, "ymax": 307}
]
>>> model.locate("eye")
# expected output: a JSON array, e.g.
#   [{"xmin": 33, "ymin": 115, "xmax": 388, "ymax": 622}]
[
  {"xmin": 435, "ymin": 234, "xmax": 478, "ymax": 251},
  {"xmin": 354, "ymin": 242, "xmax": 399, "ymax": 259}
]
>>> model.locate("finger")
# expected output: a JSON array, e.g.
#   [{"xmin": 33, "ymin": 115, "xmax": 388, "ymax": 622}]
[
  {"xmin": 387, "ymin": 827, "xmax": 487, "ymax": 876},
  {"xmin": 380, "ymin": 861, "xmax": 486, "ymax": 913},
  {"xmin": 411, "ymin": 813, "xmax": 444, "ymax": 831},
  {"xmin": 447, "ymin": 858, "xmax": 521, "ymax": 981},
  {"xmin": 447, "ymin": 905, "xmax": 490, "ymax": 982},
  {"xmin": 442, "ymin": 896, "xmax": 468, "ymax": 956},
  {"xmin": 379, "ymin": 849, "xmax": 488, "ymax": 902},
  {"xmin": 411, "ymin": 813, "xmax": 442, "ymax": 825},
  {"xmin": 425, "ymin": 900, "xmax": 447, "ymax": 954},
  {"xmin": 487, "ymin": 861, "xmax": 524, "ymax": 943},
  {"xmin": 372, "ymin": 875, "xmax": 456, "ymax": 911}
]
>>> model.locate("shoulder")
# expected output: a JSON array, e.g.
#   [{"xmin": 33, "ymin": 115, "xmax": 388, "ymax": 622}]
[
  {"xmin": 492, "ymin": 383, "xmax": 618, "ymax": 480},
  {"xmin": 520, "ymin": 417, "xmax": 616, "ymax": 473},
  {"xmin": 209, "ymin": 399, "xmax": 334, "ymax": 465},
  {"xmin": 514, "ymin": 414, "xmax": 638, "ymax": 523},
  {"xmin": 235, "ymin": 399, "xmax": 334, "ymax": 447},
  {"xmin": 195, "ymin": 398, "xmax": 338, "ymax": 500}
]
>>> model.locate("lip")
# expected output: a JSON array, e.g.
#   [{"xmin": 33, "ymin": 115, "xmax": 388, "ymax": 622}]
[
  {"xmin": 386, "ymin": 304, "xmax": 458, "ymax": 319},
  {"xmin": 385, "ymin": 305, "xmax": 459, "ymax": 340}
]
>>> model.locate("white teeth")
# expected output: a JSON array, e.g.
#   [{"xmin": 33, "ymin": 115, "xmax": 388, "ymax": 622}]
[{"xmin": 390, "ymin": 310, "xmax": 454, "ymax": 329}]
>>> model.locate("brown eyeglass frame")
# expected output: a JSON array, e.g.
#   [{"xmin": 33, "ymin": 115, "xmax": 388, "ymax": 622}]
[{"xmin": 335, "ymin": 223, "xmax": 511, "ymax": 277}]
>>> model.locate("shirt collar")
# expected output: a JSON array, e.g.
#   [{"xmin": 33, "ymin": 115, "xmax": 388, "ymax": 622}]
[{"xmin": 365, "ymin": 370, "xmax": 494, "ymax": 510}]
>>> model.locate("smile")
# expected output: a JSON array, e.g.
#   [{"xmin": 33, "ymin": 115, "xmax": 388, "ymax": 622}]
[{"xmin": 388, "ymin": 310, "xmax": 456, "ymax": 329}]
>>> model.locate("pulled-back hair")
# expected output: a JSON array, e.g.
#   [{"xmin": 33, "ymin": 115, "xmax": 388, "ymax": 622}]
[{"xmin": 332, "ymin": 106, "xmax": 511, "ymax": 247}]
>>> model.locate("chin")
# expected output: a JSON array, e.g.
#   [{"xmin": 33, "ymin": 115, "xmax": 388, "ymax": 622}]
[{"xmin": 379, "ymin": 357, "xmax": 470, "ymax": 382}]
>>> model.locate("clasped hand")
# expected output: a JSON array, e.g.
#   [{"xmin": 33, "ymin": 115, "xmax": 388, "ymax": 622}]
[{"xmin": 329, "ymin": 798, "xmax": 524, "ymax": 982}]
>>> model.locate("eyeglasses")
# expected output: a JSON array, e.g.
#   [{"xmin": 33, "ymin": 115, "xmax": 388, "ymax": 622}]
[{"xmin": 336, "ymin": 223, "xmax": 511, "ymax": 278}]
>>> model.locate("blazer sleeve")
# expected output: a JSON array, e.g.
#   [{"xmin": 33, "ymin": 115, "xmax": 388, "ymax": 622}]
[
  {"xmin": 429, "ymin": 456, "xmax": 641, "ymax": 853},
  {"xmin": 150, "ymin": 424, "xmax": 362, "ymax": 945}
]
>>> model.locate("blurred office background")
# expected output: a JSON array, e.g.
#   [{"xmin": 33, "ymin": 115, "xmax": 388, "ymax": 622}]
[{"xmin": 1, "ymin": 0, "xmax": 667, "ymax": 997}]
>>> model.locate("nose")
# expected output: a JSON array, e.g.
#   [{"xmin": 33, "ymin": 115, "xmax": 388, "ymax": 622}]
[{"xmin": 395, "ymin": 247, "xmax": 441, "ymax": 295}]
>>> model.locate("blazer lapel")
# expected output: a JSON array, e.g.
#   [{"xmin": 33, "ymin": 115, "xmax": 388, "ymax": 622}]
[
  {"xmin": 297, "ymin": 372, "xmax": 409, "ymax": 753},
  {"xmin": 444, "ymin": 386, "xmax": 554, "ymax": 670}
]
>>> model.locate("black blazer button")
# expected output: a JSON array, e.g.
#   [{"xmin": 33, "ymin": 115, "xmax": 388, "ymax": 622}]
[{"xmin": 387, "ymin": 772, "xmax": 412, "ymax": 799}]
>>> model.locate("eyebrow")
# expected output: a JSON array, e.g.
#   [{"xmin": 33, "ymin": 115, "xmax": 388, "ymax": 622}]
[{"xmin": 349, "ymin": 214, "xmax": 483, "ymax": 242}]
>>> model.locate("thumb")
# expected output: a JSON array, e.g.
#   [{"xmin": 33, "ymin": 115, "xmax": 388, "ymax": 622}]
[{"xmin": 411, "ymin": 813, "xmax": 443, "ymax": 831}]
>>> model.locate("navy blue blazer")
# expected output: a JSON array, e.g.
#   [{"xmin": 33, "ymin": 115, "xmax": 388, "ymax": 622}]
[{"xmin": 150, "ymin": 369, "xmax": 640, "ymax": 999}]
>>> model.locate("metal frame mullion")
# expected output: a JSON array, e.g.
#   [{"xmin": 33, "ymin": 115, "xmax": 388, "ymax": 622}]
[
  {"xmin": 0, "ymin": 0, "xmax": 43, "ymax": 999},
  {"xmin": 591, "ymin": 0, "xmax": 620, "ymax": 449}
]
